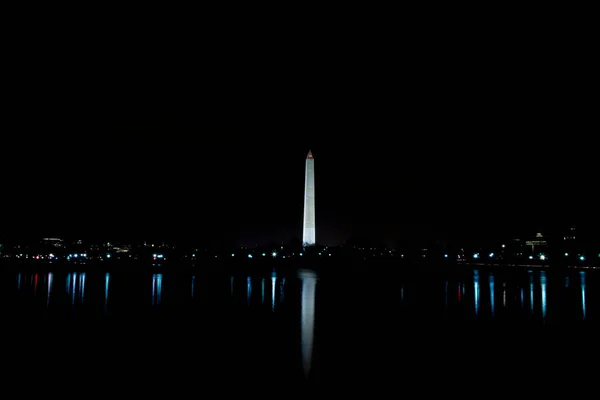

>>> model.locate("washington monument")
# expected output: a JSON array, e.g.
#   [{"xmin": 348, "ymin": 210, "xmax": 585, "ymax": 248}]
[{"xmin": 303, "ymin": 150, "xmax": 316, "ymax": 246}]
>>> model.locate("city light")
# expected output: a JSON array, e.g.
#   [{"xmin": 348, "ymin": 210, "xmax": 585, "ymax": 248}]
[
  {"xmin": 502, "ymin": 244, "xmax": 506, "ymax": 248},
  {"xmin": 489, "ymin": 253, "xmax": 494, "ymax": 258},
  {"xmin": 299, "ymin": 253, "xmax": 303, "ymax": 256},
  {"xmin": 580, "ymin": 255, "xmax": 585, "ymax": 261},
  {"xmin": 248, "ymin": 254, "xmax": 253, "ymax": 259},
  {"xmin": 262, "ymin": 253, "xmax": 266, "ymax": 257},
  {"xmin": 540, "ymin": 254, "xmax": 546, "ymax": 261},
  {"xmin": 444, "ymin": 254, "xmax": 448, "ymax": 258},
  {"xmin": 473, "ymin": 253, "xmax": 479, "ymax": 259},
  {"xmin": 231, "ymin": 253, "xmax": 235, "ymax": 257},
  {"xmin": 106, "ymin": 254, "xmax": 111, "ymax": 259},
  {"xmin": 272, "ymin": 252, "xmax": 277, "ymax": 257},
  {"xmin": 565, "ymin": 253, "xmax": 569, "ymax": 257},
  {"xmin": 529, "ymin": 256, "xmax": 534, "ymax": 260}
]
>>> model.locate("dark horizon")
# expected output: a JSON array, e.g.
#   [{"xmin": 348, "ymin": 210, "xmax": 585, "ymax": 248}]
[{"xmin": 1, "ymin": 223, "xmax": 597, "ymax": 248}]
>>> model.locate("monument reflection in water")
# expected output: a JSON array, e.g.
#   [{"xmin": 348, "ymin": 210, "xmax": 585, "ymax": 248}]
[
  {"xmin": 299, "ymin": 269, "xmax": 317, "ymax": 378},
  {"xmin": 3, "ymin": 266, "xmax": 598, "ymax": 385}
]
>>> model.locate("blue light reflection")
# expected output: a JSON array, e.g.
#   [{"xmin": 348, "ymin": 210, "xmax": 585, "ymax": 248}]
[
  {"xmin": 474, "ymin": 270, "xmax": 480, "ymax": 317},
  {"xmin": 489, "ymin": 273, "xmax": 495, "ymax": 317},
  {"xmin": 580, "ymin": 271, "xmax": 586, "ymax": 320}
]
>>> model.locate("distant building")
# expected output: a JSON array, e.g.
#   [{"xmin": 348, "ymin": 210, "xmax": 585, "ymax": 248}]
[
  {"xmin": 526, "ymin": 232, "xmax": 547, "ymax": 253},
  {"xmin": 564, "ymin": 225, "xmax": 577, "ymax": 241},
  {"xmin": 42, "ymin": 238, "xmax": 64, "ymax": 248}
]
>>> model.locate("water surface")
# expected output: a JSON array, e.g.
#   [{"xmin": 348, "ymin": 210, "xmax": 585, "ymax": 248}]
[{"xmin": 2, "ymin": 265, "xmax": 598, "ymax": 390}]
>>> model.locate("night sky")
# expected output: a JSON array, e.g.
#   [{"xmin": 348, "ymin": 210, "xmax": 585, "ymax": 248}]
[{"xmin": 2, "ymin": 26, "xmax": 596, "ymax": 245}]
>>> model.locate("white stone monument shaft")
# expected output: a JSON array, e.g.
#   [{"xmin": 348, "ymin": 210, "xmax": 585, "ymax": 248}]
[{"xmin": 303, "ymin": 150, "xmax": 316, "ymax": 246}]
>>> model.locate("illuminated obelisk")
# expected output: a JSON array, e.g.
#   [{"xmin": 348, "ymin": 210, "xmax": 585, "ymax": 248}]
[{"xmin": 302, "ymin": 150, "xmax": 316, "ymax": 246}]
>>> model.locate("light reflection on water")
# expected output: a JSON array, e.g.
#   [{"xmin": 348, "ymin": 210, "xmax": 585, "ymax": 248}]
[
  {"xmin": 4, "ymin": 267, "xmax": 600, "ymax": 385},
  {"xmin": 104, "ymin": 273, "xmax": 110, "ymax": 313},
  {"xmin": 5, "ymin": 269, "xmax": 598, "ymax": 329},
  {"xmin": 489, "ymin": 273, "xmax": 495, "ymax": 316},
  {"xmin": 247, "ymin": 276, "xmax": 252, "ymax": 306},
  {"xmin": 520, "ymin": 287, "xmax": 524, "ymax": 309},
  {"xmin": 581, "ymin": 271, "xmax": 586, "ymax": 320},
  {"xmin": 400, "ymin": 284, "xmax": 404, "ymax": 303},
  {"xmin": 540, "ymin": 271, "xmax": 547, "ymax": 321},
  {"xmin": 280, "ymin": 277, "xmax": 286, "ymax": 303},
  {"xmin": 47, "ymin": 272, "xmax": 53, "ymax": 307},
  {"xmin": 529, "ymin": 272, "xmax": 534, "ymax": 314},
  {"xmin": 299, "ymin": 269, "xmax": 316, "ymax": 378},
  {"xmin": 271, "ymin": 272, "xmax": 276, "ymax": 312},
  {"xmin": 80, "ymin": 273, "xmax": 85, "ymax": 303},
  {"xmin": 152, "ymin": 274, "xmax": 162, "ymax": 306},
  {"xmin": 473, "ymin": 270, "xmax": 480, "ymax": 317}
]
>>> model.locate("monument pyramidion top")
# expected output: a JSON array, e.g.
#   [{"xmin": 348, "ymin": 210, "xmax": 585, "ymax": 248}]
[{"xmin": 307, "ymin": 150, "xmax": 313, "ymax": 159}]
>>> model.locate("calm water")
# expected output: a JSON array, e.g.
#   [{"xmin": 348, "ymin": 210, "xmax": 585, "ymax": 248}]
[{"xmin": 2, "ymin": 265, "xmax": 599, "ymax": 391}]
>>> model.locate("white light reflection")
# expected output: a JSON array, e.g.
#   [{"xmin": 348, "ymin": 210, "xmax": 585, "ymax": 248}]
[
  {"xmin": 230, "ymin": 276, "xmax": 234, "ymax": 296},
  {"xmin": 71, "ymin": 272, "xmax": 77, "ymax": 305},
  {"xmin": 474, "ymin": 270, "xmax": 480, "ymax": 317},
  {"xmin": 47, "ymin": 273, "xmax": 53, "ymax": 307},
  {"xmin": 489, "ymin": 273, "xmax": 495, "ymax": 317},
  {"xmin": 191, "ymin": 276, "xmax": 195, "ymax": 298},
  {"xmin": 271, "ymin": 272, "xmax": 276, "ymax": 312},
  {"xmin": 529, "ymin": 272, "xmax": 534, "ymax": 314},
  {"xmin": 247, "ymin": 276, "xmax": 252, "ymax": 306},
  {"xmin": 580, "ymin": 271, "xmax": 586, "ymax": 320},
  {"xmin": 152, "ymin": 274, "xmax": 163, "ymax": 306},
  {"xmin": 502, "ymin": 282, "xmax": 506, "ymax": 308},
  {"xmin": 540, "ymin": 271, "xmax": 547, "ymax": 321},
  {"xmin": 17, "ymin": 273, "xmax": 22, "ymax": 291},
  {"xmin": 104, "ymin": 273, "xmax": 110, "ymax": 313},
  {"xmin": 298, "ymin": 269, "xmax": 317, "ymax": 379},
  {"xmin": 565, "ymin": 276, "xmax": 570, "ymax": 288},
  {"xmin": 261, "ymin": 278, "xmax": 265, "ymax": 304}
]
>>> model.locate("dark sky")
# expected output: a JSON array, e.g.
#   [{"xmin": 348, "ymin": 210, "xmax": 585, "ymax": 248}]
[{"xmin": 2, "ymin": 23, "xmax": 597, "ymax": 245}]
